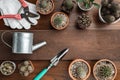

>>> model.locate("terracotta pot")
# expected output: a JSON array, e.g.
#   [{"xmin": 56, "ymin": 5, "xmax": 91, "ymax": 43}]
[
  {"xmin": 77, "ymin": 2, "xmax": 94, "ymax": 11},
  {"xmin": 99, "ymin": 5, "xmax": 120, "ymax": 24},
  {"xmin": 68, "ymin": 59, "xmax": 91, "ymax": 80},
  {"xmin": 36, "ymin": 0, "xmax": 54, "ymax": 15},
  {"xmin": 93, "ymin": 59, "xmax": 117, "ymax": 80},
  {"xmin": 51, "ymin": 12, "xmax": 69, "ymax": 30}
]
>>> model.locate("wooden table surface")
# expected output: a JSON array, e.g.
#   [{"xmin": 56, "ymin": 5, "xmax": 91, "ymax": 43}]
[{"xmin": 0, "ymin": 0, "xmax": 120, "ymax": 80}]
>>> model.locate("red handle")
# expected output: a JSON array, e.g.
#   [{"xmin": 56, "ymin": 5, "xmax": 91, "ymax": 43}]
[
  {"xmin": 0, "ymin": 14, "xmax": 22, "ymax": 20},
  {"xmin": 19, "ymin": 0, "xmax": 28, "ymax": 8}
]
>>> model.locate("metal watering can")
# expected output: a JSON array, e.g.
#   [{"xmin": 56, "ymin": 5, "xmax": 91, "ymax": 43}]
[{"xmin": 1, "ymin": 32, "xmax": 47, "ymax": 54}]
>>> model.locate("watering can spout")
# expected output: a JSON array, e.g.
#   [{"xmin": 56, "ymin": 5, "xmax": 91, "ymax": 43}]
[{"xmin": 32, "ymin": 41, "xmax": 47, "ymax": 51}]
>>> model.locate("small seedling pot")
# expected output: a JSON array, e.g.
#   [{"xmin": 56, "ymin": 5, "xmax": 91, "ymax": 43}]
[
  {"xmin": 0, "ymin": 61, "xmax": 16, "ymax": 76},
  {"xmin": 77, "ymin": 2, "xmax": 94, "ymax": 11},
  {"xmin": 68, "ymin": 59, "xmax": 91, "ymax": 80},
  {"xmin": 93, "ymin": 59, "xmax": 117, "ymax": 80},
  {"xmin": 99, "ymin": 5, "xmax": 120, "ymax": 24},
  {"xmin": 18, "ymin": 61, "xmax": 34, "ymax": 77},
  {"xmin": 51, "ymin": 12, "xmax": 69, "ymax": 30},
  {"xmin": 36, "ymin": 0, "xmax": 54, "ymax": 15}
]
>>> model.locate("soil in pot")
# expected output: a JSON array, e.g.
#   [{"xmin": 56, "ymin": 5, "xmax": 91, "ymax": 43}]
[
  {"xmin": 69, "ymin": 59, "xmax": 91, "ymax": 80},
  {"xmin": 93, "ymin": 59, "xmax": 117, "ymax": 80},
  {"xmin": 36, "ymin": 0, "xmax": 54, "ymax": 15},
  {"xmin": 51, "ymin": 12, "xmax": 69, "ymax": 30},
  {"xmin": 100, "ymin": 0, "xmax": 120, "ymax": 23}
]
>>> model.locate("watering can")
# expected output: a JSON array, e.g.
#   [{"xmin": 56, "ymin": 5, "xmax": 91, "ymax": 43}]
[{"xmin": 1, "ymin": 32, "xmax": 47, "ymax": 54}]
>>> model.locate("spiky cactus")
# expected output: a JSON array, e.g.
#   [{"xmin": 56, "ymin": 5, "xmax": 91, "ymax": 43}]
[
  {"xmin": 76, "ymin": 67, "xmax": 87, "ymax": 79},
  {"xmin": 39, "ymin": 0, "xmax": 48, "ymax": 8},
  {"xmin": 64, "ymin": 0, "xmax": 73, "ymax": 9},
  {"xmin": 61, "ymin": 0, "xmax": 74, "ymax": 14},
  {"xmin": 54, "ymin": 17, "xmax": 63, "ymax": 26},
  {"xmin": 98, "ymin": 65, "xmax": 112, "ymax": 78}
]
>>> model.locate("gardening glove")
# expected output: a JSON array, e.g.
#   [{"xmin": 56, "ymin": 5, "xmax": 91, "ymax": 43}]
[{"xmin": 0, "ymin": 0, "xmax": 40, "ymax": 29}]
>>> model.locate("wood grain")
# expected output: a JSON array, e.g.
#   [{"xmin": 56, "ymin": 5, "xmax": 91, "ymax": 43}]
[
  {"xmin": 0, "ymin": 30, "xmax": 120, "ymax": 60},
  {"xmin": 0, "ymin": 0, "xmax": 120, "ymax": 80},
  {"xmin": 0, "ymin": 60, "xmax": 120, "ymax": 80},
  {"xmin": 0, "ymin": 0, "xmax": 120, "ymax": 30}
]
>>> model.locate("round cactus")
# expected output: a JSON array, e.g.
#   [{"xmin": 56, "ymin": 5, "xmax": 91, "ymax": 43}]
[
  {"xmin": 64, "ymin": 0, "xmax": 73, "ymax": 9},
  {"xmin": 54, "ymin": 17, "xmax": 63, "ymax": 26},
  {"xmin": 76, "ymin": 66, "xmax": 87, "ymax": 79},
  {"xmin": 98, "ymin": 65, "xmax": 112, "ymax": 78},
  {"xmin": 39, "ymin": 0, "xmax": 48, "ymax": 8}
]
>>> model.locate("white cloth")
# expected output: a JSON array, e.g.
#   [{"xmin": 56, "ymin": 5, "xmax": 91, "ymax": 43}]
[{"xmin": 0, "ymin": 0, "xmax": 40, "ymax": 29}]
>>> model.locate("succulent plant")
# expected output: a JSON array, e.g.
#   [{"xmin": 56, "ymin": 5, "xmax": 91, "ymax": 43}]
[
  {"xmin": 77, "ymin": 0, "xmax": 99, "ymax": 9},
  {"xmin": 61, "ymin": 0, "xmax": 74, "ymax": 14},
  {"xmin": 103, "ymin": 15, "xmax": 116, "ymax": 23},
  {"xmin": 98, "ymin": 65, "xmax": 112, "ymax": 78},
  {"xmin": 39, "ymin": 0, "xmax": 48, "ymax": 9},
  {"xmin": 54, "ymin": 17, "xmax": 63, "ymax": 26},
  {"xmin": 77, "ymin": 13, "xmax": 91, "ymax": 29},
  {"xmin": 101, "ymin": 0, "xmax": 120, "ymax": 23},
  {"xmin": 19, "ymin": 61, "xmax": 34, "ymax": 77},
  {"xmin": 76, "ymin": 66, "xmax": 87, "ymax": 79}
]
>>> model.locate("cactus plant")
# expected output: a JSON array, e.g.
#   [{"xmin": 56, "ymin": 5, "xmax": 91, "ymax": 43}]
[
  {"xmin": 54, "ymin": 17, "xmax": 63, "ymax": 26},
  {"xmin": 61, "ymin": 0, "xmax": 74, "ymax": 13},
  {"xmin": 68, "ymin": 59, "xmax": 91, "ymax": 80},
  {"xmin": 100, "ymin": 0, "xmax": 120, "ymax": 23},
  {"xmin": 93, "ymin": 59, "xmax": 117, "ymax": 80},
  {"xmin": 77, "ymin": 0, "xmax": 99, "ymax": 11},
  {"xmin": 98, "ymin": 65, "xmax": 112, "ymax": 78},
  {"xmin": 76, "ymin": 66, "xmax": 87, "ymax": 79},
  {"xmin": 77, "ymin": 13, "xmax": 92, "ymax": 29},
  {"xmin": 39, "ymin": 0, "xmax": 48, "ymax": 9}
]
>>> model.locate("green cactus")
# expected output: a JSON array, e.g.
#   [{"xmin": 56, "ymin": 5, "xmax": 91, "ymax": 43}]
[
  {"xmin": 98, "ymin": 65, "xmax": 112, "ymax": 78},
  {"xmin": 39, "ymin": 0, "xmax": 48, "ymax": 8},
  {"xmin": 76, "ymin": 67, "xmax": 87, "ymax": 79},
  {"xmin": 54, "ymin": 17, "xmax": 63, "ymax": 26},
  {"xmin": 64, "ymin": 0, "xmax": 73, "ymax": 10}
]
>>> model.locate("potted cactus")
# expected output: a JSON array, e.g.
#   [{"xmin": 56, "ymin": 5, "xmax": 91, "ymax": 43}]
[
  {"xmin": 18, "ymin": 61, "xmax": 34, "ymax": 77},
  {"xmin": 99, "ymin": 0, "xmax": 120, "ymax": 24},
  {"xmin": 36, "ymin": 0, "xmax": 54, "ymax": 15},
  {"xmin": 61, "ymin": 0, "xmax": 74, "ymax": 14},
  {"xmin": 77, "ymin": 13, "xmax": 92, "ymax": 29},
  {"xmin": 51, "ymin": 12, "xmax": 69, "ymax": 30},
  {"xmin": 93, "ymin": 59, "xmax": 117, "ymax": 80},
  {"xmin": 68, "ymin": 59, "xmax": 91, "ymax": 80},
  {"xmin": 76, "ymin": 0, "xmax": 99, "ymax": 11}
]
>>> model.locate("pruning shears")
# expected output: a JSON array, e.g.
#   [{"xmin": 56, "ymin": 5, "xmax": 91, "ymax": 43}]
[
  {"xmin": 0, "ymin": 0, "xmax": 38, "ymax": 24},
  {"xmin": 34, "ymin": 48, "xmax": 69, "ymax": 80}
]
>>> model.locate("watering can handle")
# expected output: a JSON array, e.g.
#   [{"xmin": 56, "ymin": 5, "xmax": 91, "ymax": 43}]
[{"xmin": 1, "ymin": 31, "xmax": 12, "ymax": 48}]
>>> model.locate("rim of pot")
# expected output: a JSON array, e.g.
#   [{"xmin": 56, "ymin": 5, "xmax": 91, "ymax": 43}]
[
  {"xmin": 68, "ymin": 59, "xmax": 91, "ymax": 80},
  {"xmin": 93, "ymin": 59, "xmax": 117, "ymax": 80}
]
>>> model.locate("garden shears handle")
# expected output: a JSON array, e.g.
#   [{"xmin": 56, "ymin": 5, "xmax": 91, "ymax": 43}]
[
  {"xmin": 0, "ymin": 14, "xmax": 21, "ymax": 20},
  {"xmin": 19, "ymin": 0, "xmax": 28, "ymax": 8},
  {"xmin": 34, "ymin": 68, "xmax": 48, "ymax": 80}
]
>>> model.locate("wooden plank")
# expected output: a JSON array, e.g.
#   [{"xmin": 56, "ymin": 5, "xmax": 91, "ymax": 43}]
[
  {"xmin": 0, "ymin": 0, "xmax": 120, "ymax": 30},
  {"xmin": 0, "ymin": 30, "xmax": 120, "ymax": 60},
  {"xmin": 0, "ymin": 60, "xmax": 120, "ymax": 80}
]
